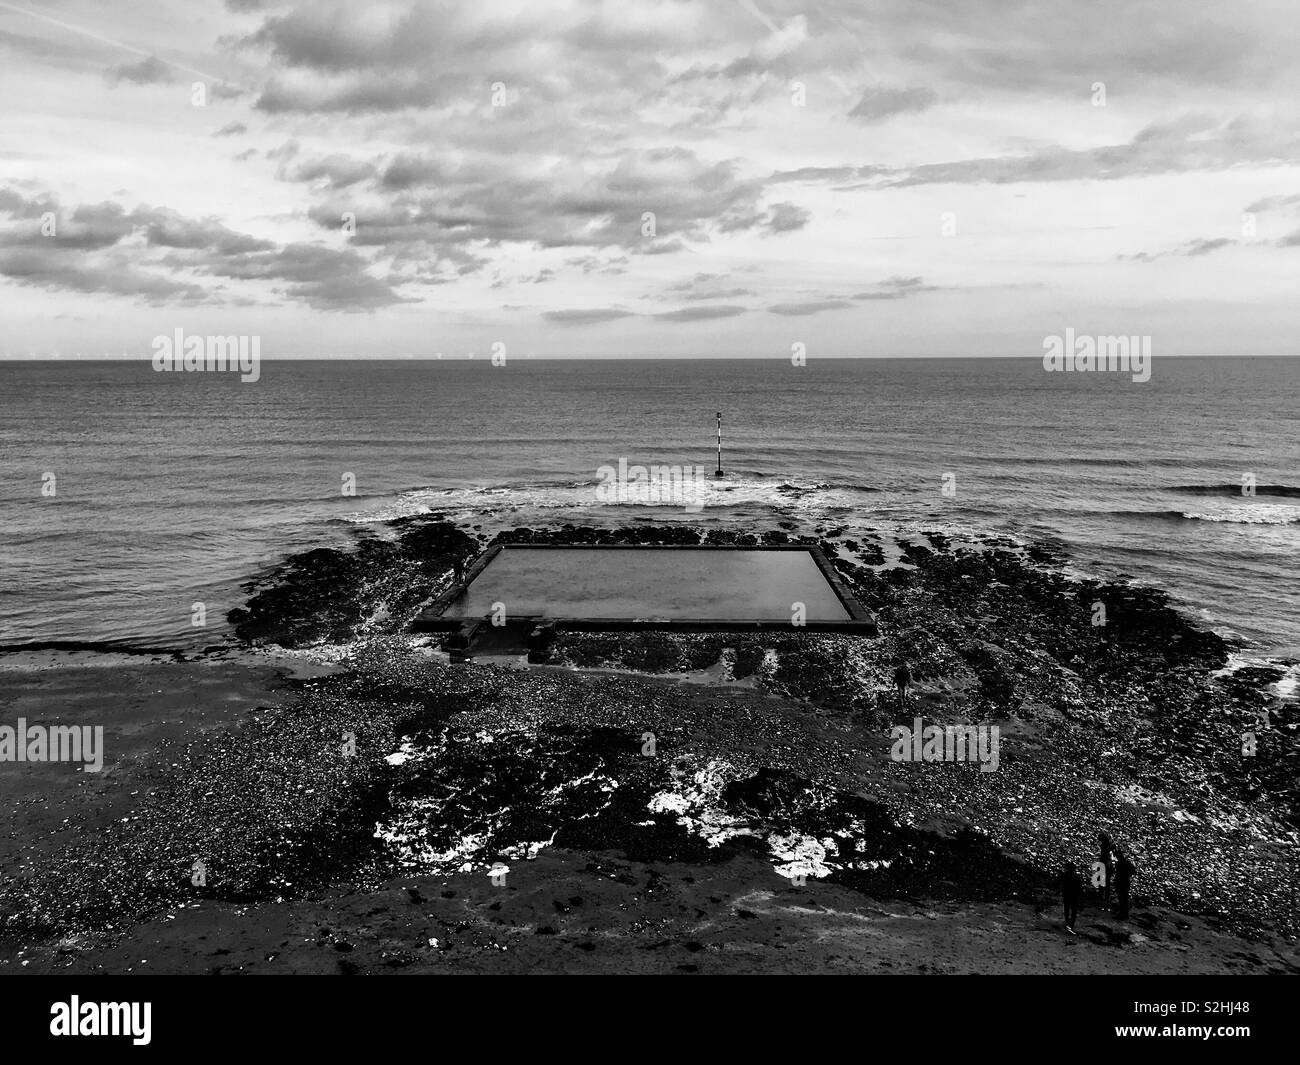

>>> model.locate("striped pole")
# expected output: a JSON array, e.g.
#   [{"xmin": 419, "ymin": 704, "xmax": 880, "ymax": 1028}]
[{"xmin": 714, "ymin": 410, "xmax": 724, "ymax": 477}]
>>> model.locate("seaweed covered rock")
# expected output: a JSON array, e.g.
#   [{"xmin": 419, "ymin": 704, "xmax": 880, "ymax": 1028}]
[{"xmin": 228, "ymin": 519, "xmax": 478, "ymax": 647}]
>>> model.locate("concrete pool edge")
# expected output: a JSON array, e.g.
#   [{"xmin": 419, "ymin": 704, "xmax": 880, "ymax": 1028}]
[{"xmin": 412, "ymin": 543, "xmax": 878, "ymax": 636}]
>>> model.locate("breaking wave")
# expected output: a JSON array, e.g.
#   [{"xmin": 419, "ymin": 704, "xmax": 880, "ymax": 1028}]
[
  {"xmin": 344, "ymin": 475, "xmax": 888, "ymax": 525},
  {"xmin": 1167, "ymin": 483, "xmax": 1300, "ymax": 499}
]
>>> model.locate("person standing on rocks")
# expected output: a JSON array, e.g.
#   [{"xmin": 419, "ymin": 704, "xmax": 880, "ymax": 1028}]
[
  {"xmin": 1113, "ymin": 848, "xmax": 1136, "ymax": 920},
  {"xmin": 1060, "ymin": 860, "xmax": 1083, "ymax": 934},
  {"xmin": 1097, "ymin": 830, "xmax": 1116, "ymax": 909},
  {"xmin": 894, "ymin": 660, "xmax": 912, "ymax": 710}
]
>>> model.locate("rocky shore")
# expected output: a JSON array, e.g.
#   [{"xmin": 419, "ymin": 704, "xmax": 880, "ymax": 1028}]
[{"xmin": 2, "ymin": 513, "xmax": 1296, "ymax": 973}]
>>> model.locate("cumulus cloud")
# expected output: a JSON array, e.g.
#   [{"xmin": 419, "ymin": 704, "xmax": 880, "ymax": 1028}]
[
  {"xmin": 291, "ymin": 145, "xmax": 799, "ymax": 266},
  {"xmin": 0, "ymin": 196, "xmax": 201, "ymax": 302},
  {"xmin": 241, "ymin": 1, "xmax": 691, "ymax": 114},
  {"xmin": 0, "ymin": 246, "xmax": 205, "ymax": 302},
  {"xmin": 0, "ymin": 187, "xmax": 404, "ymax": 310},
  {"xmin": 9, "ymin": 0, "xmax": 1300, "ymax": 344}
]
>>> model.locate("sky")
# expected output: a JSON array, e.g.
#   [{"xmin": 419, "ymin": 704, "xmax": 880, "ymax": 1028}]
[{"xmin": 1, "ymin": 0, "xmax": 1298, "ymax": 358}]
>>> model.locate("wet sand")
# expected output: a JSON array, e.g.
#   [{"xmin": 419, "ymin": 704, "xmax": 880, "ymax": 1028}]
[{"xmin": 21, "ymin": 851, "xmax": 1299, "ymax": 976}]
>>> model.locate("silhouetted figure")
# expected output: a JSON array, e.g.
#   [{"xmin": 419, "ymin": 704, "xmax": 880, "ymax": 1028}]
[
  {"xmin": 453, "ymin": 554, "xmax": 466, "ymax": 585},
  {"xmin": 1097, "ymin": 830, "xmax": 1116, "ymax": 909},
  {"xmin": 1114, "ymin": 849, "xmax": 1135, "ymax": 920},
  {"xmin": 894, "ymin": 661, "xmax": 912, "ymax": 710},
  {"xmin": 1060, "ymin": 861, "xmax": 1083, "ymax": 933}
]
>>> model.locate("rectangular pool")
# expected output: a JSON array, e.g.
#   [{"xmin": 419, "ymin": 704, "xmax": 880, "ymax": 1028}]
[{"xmin": 420, "ymin": 544, "xmax": 872, "ymax": 630}]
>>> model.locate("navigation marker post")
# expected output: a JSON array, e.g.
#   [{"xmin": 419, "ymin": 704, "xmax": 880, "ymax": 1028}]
[{"xmin": 714, "ymin": 411, "xmax": 724, "ymax": 478}]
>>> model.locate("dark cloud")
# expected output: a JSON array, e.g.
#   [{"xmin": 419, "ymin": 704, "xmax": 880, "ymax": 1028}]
[
  {"xmin": 281, "ymin": 269, "xmax": 408, "ymax": 309},
  {"xmin": 664, "ymin": 273, "xmax": 755, "ymax": 301},
  {"xmin": 245, "ymin": 3, "xmax": 537, "ymax": 113},
  {"xmin": 256, "ymin": 70, "xmax": 443, "ymax": 113},
  {"xmin": 0, "ymin": 187, "xmax": 58, "ymax": 221},
  {"xmin": 777, "ymin": 114, "xmax": 1300, "ymax": 189},
  {"xmin": 653, "ymin": 304, "xmax": 747, "ymax": 322},
  {"xmin": 135, "ymin": 207, "xmax": 275, "ymax": 256},
  {"xmin": 852, "ymin": 275, "xmax": 935, "ymax": 299},
  {"xmin": 765, "ymin": 202, "xmax": 810, "ymax": 233},
  {"xmin": 544, "ymin": 303, "xmax": 749, "ymax": 324},
  {"xmin": 246, "ymin": 3, "xmax": 452, "ymax": 72},
  {"xmin": 0, "ymin": 245, "xmax": 205, "ymax": 302},
  {"xmin": 640, "ymin": 237, "xmax": 690, "ymax": 255},
  {"xmin": 848, "ymin": 85, "xmax": 937, "ymax": 123},
  {"xmin": 292, "ymin": 146, "xmax": 794, "ymax": 264},
  {"xmin": 288, "ymin": 154, "xmax": 377, "ymax": 188},
  {"xmin": 1245, "ymin": 192, "xmax": 1300, "ymax": 213},
  {"xmin": 241, "ymin": 1, "xmax": 709, "ymax": 116},
  {"xmin": 543, "ymin": 308, "xmax": 635, "ymax": 324},
  {"xmin": 0, "ymin": 200, "xmax": 137, "ymax": 251},
  {"xmin": 768, "ymin": 300, "xmax": 854, "ymax": 316},
  {"xmin": 1183, "ymin": 237, "xmax": 1236, "ymax": 256},
  {"xmin": 379, "ymin": 153, "xmax": 449, "ymax": 191},
  {"xmin": 168, "ymin": 241, "xmax": 407, "ymax": 310},
  {"xmin": 1121, "ymin": 237, "xmax": 1237, "ymax": 261},
  {"xmin": 209, "ymin": 81, "xmax": 246, "ymax": 101},
  {"xmin": 0, "ymin": 187, "xmax": 403, "ymax": 311},
  {"xmin": 106, "ymin": 55, "xmax": 175, "ymax": 86},
  {"xmin": 14, "ymin": 0, "xmax": 1295, "ymax": 330}
]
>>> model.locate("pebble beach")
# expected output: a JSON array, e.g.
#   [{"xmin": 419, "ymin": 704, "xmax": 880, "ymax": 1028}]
[{"xmin": 2, "ymin": 512, "xmax": 1296, "ymax": 974}]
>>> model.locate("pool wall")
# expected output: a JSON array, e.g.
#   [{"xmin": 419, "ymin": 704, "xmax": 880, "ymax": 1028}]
[{"xmin": 412, "ymin": 543, "xmax": 877, "ymax": 635}]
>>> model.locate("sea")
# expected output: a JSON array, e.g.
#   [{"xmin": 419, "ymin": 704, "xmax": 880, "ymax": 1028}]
[{"xmin": 1, "ymin": 356, "xmax": 1297, "ymax": 659}]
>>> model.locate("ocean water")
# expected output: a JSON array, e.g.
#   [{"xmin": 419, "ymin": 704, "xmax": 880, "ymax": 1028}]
[{"xmin": 1, "ymin": 357, "xmax": 1297, "ymax": 657}]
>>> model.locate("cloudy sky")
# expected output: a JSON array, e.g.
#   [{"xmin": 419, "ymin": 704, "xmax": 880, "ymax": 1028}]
[{"xmin": 1, "ymin": 0, "xmax": 1298, "ymax": 357}]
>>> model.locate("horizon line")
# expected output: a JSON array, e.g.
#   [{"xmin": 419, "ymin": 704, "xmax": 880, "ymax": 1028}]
[{"xmin": 1, "ymin": 352, "xmax": 1291, "ymax": 362}]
